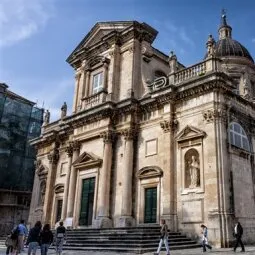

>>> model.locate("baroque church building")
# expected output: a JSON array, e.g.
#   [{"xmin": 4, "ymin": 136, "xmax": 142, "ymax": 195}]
[{"xmin": 29, "ymin": 14, "xmax": 255, "ymax": 246}]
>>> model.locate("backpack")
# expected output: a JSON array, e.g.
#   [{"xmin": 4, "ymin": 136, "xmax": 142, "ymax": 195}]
[{"xmin": 11, "ymin": 226, "xmax": 20, "ymax": 240}]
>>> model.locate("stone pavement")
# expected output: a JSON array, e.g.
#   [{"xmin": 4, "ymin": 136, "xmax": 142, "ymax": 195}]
[{"xmin": 1, "ymin": 246, "xmax": 255, "ymax": 255}]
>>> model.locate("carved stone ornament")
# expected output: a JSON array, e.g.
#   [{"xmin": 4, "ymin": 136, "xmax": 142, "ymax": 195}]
[
  {"xmin": 47, "ymin": 150, "xmax": 59, "ymax": 164},
  {"xmin": 120, "ymin": 128, "xmax": 136, "ymax": 140},
  {"xmin": 160, "ymin": 119, "xmax": 178, "ymax": 133},
  {"xmin": 100, "ymin": 130, "xmax": 115, "ymax": 144},
  {"xmin": 65, "ymin": 144, "xmax": 73, "ymax": 157},
  {"xmin": 70, "ymin": 140, "xmax": 80, "ymax": 152},
  {"xmin": 203, "ymin": 109, "xmax": 227, "ymax": 123},
  {"xmin": 147, "ymin": 76, "xmax": 168, "ymax": 91}
]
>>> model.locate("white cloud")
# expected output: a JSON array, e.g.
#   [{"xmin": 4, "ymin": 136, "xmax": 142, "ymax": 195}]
[
  {"xmin": 179, "ymin": 28, "xmax": 194, "ymax": 46},
  {"xmin": 252, "ymin": 38, "xmax": 255, "ymax": 43},
  {"xmin": 0, "ymin": 0, "xmax": 54, "ymax": 47}
]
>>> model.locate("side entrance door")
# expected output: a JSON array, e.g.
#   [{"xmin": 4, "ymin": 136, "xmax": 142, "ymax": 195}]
[
  {"xmin": 144, "ymin": 187, "xmax": 157, "ymax": 223},
  {"xmin": 79, "ymin": 177, "xmax": 95, "ymax": 226}
]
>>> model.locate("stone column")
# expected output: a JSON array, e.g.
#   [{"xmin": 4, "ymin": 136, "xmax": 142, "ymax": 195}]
[
  {"xmin": 73, "ymin": 72, "xmax": 81, "ymax": 113},
  {"xmin": 81, "ymin": 70, "xmax": 87, "ymax": 98},
  {"xmin": 66, "ymin": 141, "xmax": 80, "ymax": 219},
  {"xmin": 85, "ymin": 70, "xmax": 91, "ymax": 98},
  {"xmin": 43, "ymin": 148, "xmax": 59, "ymax": 224},
  {"xmin": 61, "ymin": 144, "xmax": 73, "ymax": 220},
  {"xmin": 160, "ymin": 109, "xmax": 177, "ymax": 230},
  {"xmin": 118, "ymin": 128, "xmax": 135, "ymax": 227},
  {"xmin": 103, "ymin": 61, "xmax": 109, "ymax": 91},
  {"xmin": 95, "ymin": 131, "xmax": 114, "ymax": 228}
]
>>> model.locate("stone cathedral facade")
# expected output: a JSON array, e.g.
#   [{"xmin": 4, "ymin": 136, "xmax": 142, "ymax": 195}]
[{"xmin": 29, "ymin": 14, "xmax": 255, "ymax": 246}]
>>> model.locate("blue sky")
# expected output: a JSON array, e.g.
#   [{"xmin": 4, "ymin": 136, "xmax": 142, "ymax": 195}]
[{"xmin": 1, "ymin": 0, "xmax": 255, "ymax": 121}]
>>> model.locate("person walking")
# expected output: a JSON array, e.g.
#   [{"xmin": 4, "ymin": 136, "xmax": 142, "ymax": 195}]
[
  {"xmin": 55, "ymin": 222, "xmax": 66, "ymax": 255},
  {"xmin": 40, "ymin": 224, "xmax": 53, "ymax": 255},
  {"xmin": 154, "ymin": 219, "xmax": 170, "ymax": 255},
  {"xmin": 201, "ymin": 224, "xmax": 212, "ymax": 252},
  {"xmin": 233, "ymin": 221, "xmax": 245, "ymax": 252},
  {"xmin": 5, "ymin": 233, "xmax": 14, "ymax": 255},
  {"xmin": 17, "ymin": 220, "xmax": 28, "ymax": 254},
  {"xmin": 27, "ymin": 221, "xmax": 42, "ymax": 255}
]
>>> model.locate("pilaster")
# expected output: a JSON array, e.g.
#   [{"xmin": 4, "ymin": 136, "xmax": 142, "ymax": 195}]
[{"xmin": 43, "ymin": 148, "xmax": 59, "ymax": 224}]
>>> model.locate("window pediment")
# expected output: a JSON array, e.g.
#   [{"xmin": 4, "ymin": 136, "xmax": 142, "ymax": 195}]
[
  {"xmin": 73, "ymin": 151, "xmax": 102, "ymax": 169},
  {"xmin": 36, "ymin": 160, "xmax": 48, "ymax": 179},
  {"xmin": 85, "ymin": 56, "xmax": 110, "ymax": 70},
  {"xmin": 137, "ymin": 166, "xmax": 163, "ymax": 179},
  {"xmin": 176, "ymin": 125, "xmax": 206, "ymax": 143},
  {"xmin": 54, "ymin": 184, "xmax": 64, "ymax": 194}
]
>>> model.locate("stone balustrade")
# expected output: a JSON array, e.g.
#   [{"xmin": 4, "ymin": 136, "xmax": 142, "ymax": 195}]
[
  {"xmin": 81, "ymin": 90, "xmax": 107, "ymax": 110},
  {"xmin": 173, "ymin": 57, "xmax": 222, "ymax": 85}
]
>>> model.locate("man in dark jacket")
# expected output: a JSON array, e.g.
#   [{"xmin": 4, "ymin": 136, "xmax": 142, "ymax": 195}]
[
  {"xmin": 27, "ymin": 221, "xmax": 42, "ymax": 255},
  {"xmin": 233, "ymin": 221, "xmax": 245, "ymax": 252}
]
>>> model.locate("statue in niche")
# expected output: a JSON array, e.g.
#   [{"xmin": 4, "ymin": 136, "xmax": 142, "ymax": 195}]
[
  {"xmin": 185, "ymin": 149, "xmax": 200, "ymax": 189},
  {"xmin": 189, "ymin": 155, "xmax": 200, "ymax": 188},
  {"xmin": 61, "ymin": 102, "xmax": 67, "ymax": 119}
]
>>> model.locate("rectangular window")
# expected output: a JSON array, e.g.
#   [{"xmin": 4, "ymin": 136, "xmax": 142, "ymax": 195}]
[
  {"xmin": 60, "ymin": 162, "xmax": 68, "ymax": 176},
  {"xmin": 92, "ymin": 72, "xmax": 103, "ymax": 94}
]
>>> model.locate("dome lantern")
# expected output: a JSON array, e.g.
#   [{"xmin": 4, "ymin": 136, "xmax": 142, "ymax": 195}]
[{"xmin": 218, "ymin": 9, "xmax": 232, "ymax": 40}]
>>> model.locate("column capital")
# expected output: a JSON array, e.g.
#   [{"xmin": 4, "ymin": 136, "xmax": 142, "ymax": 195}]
[
  {"xmin": 70, "ymin": 140, "xmax": 80, "ymax": 152},
  {"xmin": 65, "ymin": 145, "xmax": 73, "ymax": 157},
  {"xmin": 160, "ymin": 119, "xmax": 178, "ymax": 133},
  {"xmin": 47, "ymin": 150, "xmax": 59, "ymax": 164},
  {"xmin": 100, "ymin": 130, "xmax": 114, "ymax": 144},
  {"xmin": 75, "ymin": 72, "xmax": 81, "ymax": 80},
  {"xmin": 121, "ymin": 128, "xmax": 136, "ymax": 140}
]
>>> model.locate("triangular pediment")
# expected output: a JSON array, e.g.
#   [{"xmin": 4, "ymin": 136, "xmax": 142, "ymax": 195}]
[
  {"xmin": 176, "ymin": 125, "xmax": 206, "ymax": 142},
  {"xmin": 67, "ymin": 21, "xmax": 134, "ymax": 62},
  {"xmin": 73, "ymin": 151, "xmax": 102, "ymax": 169}
]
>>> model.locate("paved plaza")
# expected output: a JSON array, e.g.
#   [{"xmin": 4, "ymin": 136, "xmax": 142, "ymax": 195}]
[{"xmin": 1, "ymin": 246, "xmax": 255, "ymax": 255}]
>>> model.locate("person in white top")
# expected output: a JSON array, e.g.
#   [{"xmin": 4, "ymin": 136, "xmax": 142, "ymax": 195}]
[
  {"xmin": 201, "ymin": 224, "xmax": 212, "ymax": 252},
  {"xmin": 154, "ymin": 219, "xmax": 170, "ymax": 255}
]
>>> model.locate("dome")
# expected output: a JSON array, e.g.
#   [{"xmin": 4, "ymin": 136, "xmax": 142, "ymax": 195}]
[
  {"xmin": 215, "ymin": 38, "xmax": 254, "ymax": 63},
  {"xmin": 204, "ymin": 11, "xmax": 254, "ymax": 63}
]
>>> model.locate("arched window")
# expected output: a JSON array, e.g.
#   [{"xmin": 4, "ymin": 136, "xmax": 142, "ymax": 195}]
[
  {"xmin": 154, "ymin": 70, "xmax": 166, "ymax": 80},
  {"xmin": 229, "ymin": 122, "xmax": 250, "ymax": 151}
]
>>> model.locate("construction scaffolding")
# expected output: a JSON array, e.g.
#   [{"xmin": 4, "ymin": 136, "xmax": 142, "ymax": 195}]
[{"xmin": 0, "ymin": 86, "xmax": 43, "ymax": 191}]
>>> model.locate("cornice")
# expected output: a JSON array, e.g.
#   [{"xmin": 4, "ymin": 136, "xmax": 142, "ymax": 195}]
[{"xmin": 67, "ymin": 22, "xmax": 158, "ymax": 68}]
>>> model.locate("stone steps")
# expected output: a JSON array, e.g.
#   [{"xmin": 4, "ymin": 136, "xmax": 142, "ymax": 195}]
[{"xmin": 56, "ymin": 226, "xmax": 200, "ymax": 253}]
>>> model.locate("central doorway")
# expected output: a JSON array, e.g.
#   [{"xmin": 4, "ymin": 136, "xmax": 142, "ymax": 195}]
[
  {"xmin": 144, "ymin": 187, "xmax": 157, "ymax": 223},
  {"xmin": 79, "ymin": 177, "xmax": 95, "ymax": 226}
]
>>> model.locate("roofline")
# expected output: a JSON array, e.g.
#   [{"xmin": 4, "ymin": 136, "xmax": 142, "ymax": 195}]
[
  {"xmin": 66, "ymin": 21, "xmax": 158, "ymax": 65},
  {"xmin": 66, "ymin": 21, "xmax": 135, "ymax": 63}
]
